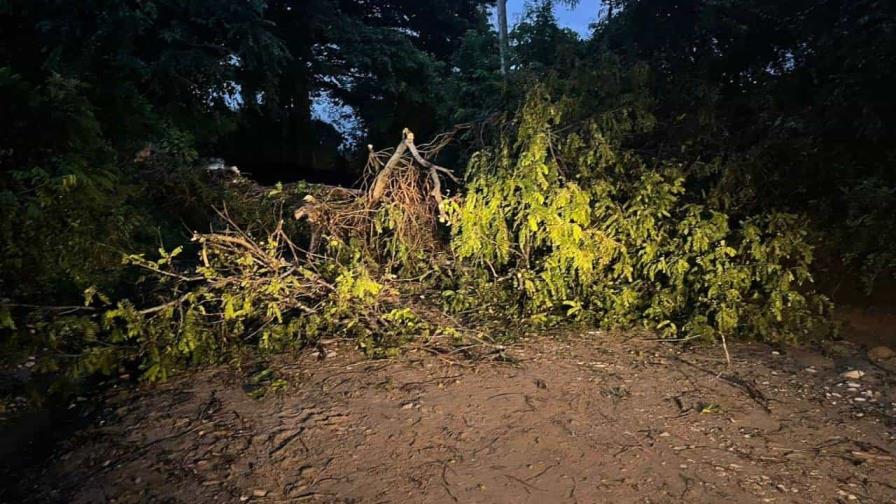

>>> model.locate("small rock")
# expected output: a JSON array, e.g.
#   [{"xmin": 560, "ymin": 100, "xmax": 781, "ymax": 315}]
[
  {"xmin": 252, "ymin": 489, "xmax": 268, "ymax": 497},
  {"xmin": 868, "ymin": 345, "xmax": 895, "ymax": 361},
  {"xmin": 846, "ymin": 381, "xmax": 861, "ymax": 389},
  {"xmin": 840, "ymin": 370, "xmax": 865, "ymax": 380}
]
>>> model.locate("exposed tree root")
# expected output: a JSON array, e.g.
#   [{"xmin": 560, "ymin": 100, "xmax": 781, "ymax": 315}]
[{"xmin": 294, "ymin": 128, "xmax": 460, "ymax": 266}]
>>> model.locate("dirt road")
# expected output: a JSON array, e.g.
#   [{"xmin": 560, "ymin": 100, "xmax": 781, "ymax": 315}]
[{"xmin": 7, "ymin": 333, "xmax": 896, "ymax": 503}]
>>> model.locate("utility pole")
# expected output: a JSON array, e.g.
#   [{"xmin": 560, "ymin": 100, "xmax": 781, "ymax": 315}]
[{"xmin": 497, "ymin": 0, "xmax": 509, "ymax": 77}]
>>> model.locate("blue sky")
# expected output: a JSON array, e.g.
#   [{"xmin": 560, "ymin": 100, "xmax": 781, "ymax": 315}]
[{"xmin": 505, "ymin": 0, "xmax": 600, "ymax": 36}]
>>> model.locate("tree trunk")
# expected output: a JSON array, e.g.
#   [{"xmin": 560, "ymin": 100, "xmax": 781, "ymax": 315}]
[
  {"xmin": 278, "ymin": 56, "xmax": 316, "ymax": 170},
  {"xmin": 497, "ymin": 0, "xmax": 509, "ymax": 77}
]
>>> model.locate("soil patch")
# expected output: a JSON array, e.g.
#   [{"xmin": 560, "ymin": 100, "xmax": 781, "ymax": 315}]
[{"xmin": 5, "ymin": 333, "xmax": 896, "ymax": 503}]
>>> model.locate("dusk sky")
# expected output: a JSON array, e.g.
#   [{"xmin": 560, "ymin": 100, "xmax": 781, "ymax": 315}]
[{"xmin": 505, "ymin": 0, "xmax": 601, "ymax": 35}]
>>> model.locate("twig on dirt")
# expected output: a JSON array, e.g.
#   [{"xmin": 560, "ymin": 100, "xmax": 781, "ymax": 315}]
[
  {"xmin": 526, "ymin": 463, "xmax": 558, "ymax": 482},
  {"xmin": 285, "ymin": 492, "xmax": 337, "ymax": 502},
  {"xmin": 398, "ymin": 374, "xmax": 464, "ymax": 391},
  {"xmin": 269, "ymin": 428, "xmax": 307, "ymax": 459},
  {"xmin": 505, "ymin": 473, "xmax": 545, "ymax": 493},
  {"xmin": 668, "ymin": 354, "xmax": 770, "ymax": 412},
  {"xmin": 308, "ymin": 457, "xmax": 334, "ymax": 488},
  {"xmin": 640, "ymin": 334, "xmax": 704, "ymax": 343},
  {"xmin": 420, "ymin": 346, "xmax": 479, "ymax": 368},
  {"xmin": 487, "ymin": 392, "xmax": 525, "ymax": 400},
  {"xmin": 568, "ymin": 475, "xmax": 578, "ymax": 500},
  {"xmin": 612, "ymin": 444, "xmax": 640, "ymax": 457},
  {"xmin": 440, "ymin": 463, "xmax": 459, "ymax": 502},
  {"xmin": 473, "ymin": 431, "xmax": 507, "ymax": 455},
  {"xmin": 720, "ymin": 333, "xmax": 731, "ymax": 367}
]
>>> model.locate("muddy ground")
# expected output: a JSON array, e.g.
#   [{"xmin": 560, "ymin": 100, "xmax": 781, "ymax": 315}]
[{"xmin": 3, "ymin": 332, "xmax": 896, "ymax": 503}]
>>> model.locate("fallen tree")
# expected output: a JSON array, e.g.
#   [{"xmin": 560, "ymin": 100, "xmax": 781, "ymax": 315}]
[
  {"xmin": 445, "ymin": 87, "xmax": 833, "ymax": 345},
  {"xmin": 64, "ymin": 129, "xmax": 474, "ymax": 380},
  {"xmin": 6, "ymin": 92, "xmax": 835, "ymax": 382}
]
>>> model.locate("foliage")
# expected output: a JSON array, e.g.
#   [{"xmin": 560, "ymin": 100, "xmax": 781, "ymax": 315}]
[
  {"xmin": 0, "ymin": 0, "xmax": 291, "ymax": 304},
  {"xmin": 0, "ymin": 69, "xmax": 144, "ymax": 302},
  {"xmin": 3, "ymin": 124, "xmax": 463, "ymax": 381},
  {"xmin": 447, "ymin": 28, "xmax": 504, "ymax": 124},
  {"xmin": 30, "ymin": 216, "xmax": 434, "ymax": 381},
  {"xmin": 447, "ymin": 89, "xmax": 831, "ymax": 343},
  {"xmin": 590, "ymin": 0, "xmax": 896, "ymax": 292},
  {"xmin": 511, "ymin": 0, "xmax": 583, "ymax": 78},
  {"xmin": 840, "ymin": 179, "xmax": 896, "ymax": 293}
]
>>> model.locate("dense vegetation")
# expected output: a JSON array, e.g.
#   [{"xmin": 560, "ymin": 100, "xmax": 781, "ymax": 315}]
[{"xmin": 1, "ymin": 0, "xmax": 894, "ymax": 385}]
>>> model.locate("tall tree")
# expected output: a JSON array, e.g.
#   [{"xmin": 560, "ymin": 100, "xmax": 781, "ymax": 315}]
[
  {"xmin": 512, "ymin": 0, "xmax": 582, "ymax": 76},
  {"xmin": 224, "ymin": 0, "xmax": 328, "ymax": 176},
  {"xmin": 223, "ymin": 0, "xmax": 495, "ymax": 181}
]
